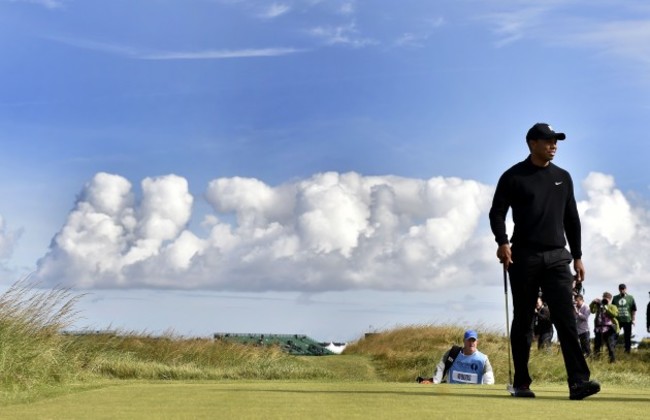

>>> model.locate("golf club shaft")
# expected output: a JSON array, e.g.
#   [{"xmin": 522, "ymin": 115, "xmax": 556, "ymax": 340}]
[{"xmin": 503, "ymin": 266, "xmax": 513, "ymax": 386}]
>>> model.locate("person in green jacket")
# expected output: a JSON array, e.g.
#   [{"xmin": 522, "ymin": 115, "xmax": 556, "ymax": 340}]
[
  {"xmin": 590, "ymin": 292, "xmax": 619, "ymax": 363},
  {"xmin": 612, "ymin": 283, "xmax": 637, "ymax": 353}
]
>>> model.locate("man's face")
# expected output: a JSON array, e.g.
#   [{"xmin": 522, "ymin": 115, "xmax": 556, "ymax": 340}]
[
  {"xmin": 620, "ymin": 287, "xmax": 626, "ymax": 295},
  {"xmin": 529, "ymin": 138, "xmax": 558, "ymax": 162},
  {"xmin": 464, "ymin": 337, "xmax": 478, "ymax": 354}
]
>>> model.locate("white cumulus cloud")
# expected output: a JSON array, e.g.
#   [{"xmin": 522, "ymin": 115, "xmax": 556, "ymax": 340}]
[
  {"xmin": 34, "ymin": 171, "xmax": 494, "ymax": 291},
  {"xmin": 33, "ymin": 170, "xmax": 650, "ymax": 294},
  {"xmin": 578, "ymin": 172, "xmax": 650, "ymax": 284},
  {"xmin": 35, "ymin": 173, "xmax": 194, "ymax": 287}
]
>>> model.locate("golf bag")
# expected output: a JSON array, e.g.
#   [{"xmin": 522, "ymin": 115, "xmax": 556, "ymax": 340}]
[{"xmin": 416, "ymin": 344, "xmax": 462, "ymax": 384}]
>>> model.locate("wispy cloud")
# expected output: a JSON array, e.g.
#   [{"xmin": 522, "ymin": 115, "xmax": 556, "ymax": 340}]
[
  {"xmin": 48, "ymin": 36, "xmax": 305, "ymax": 60},
  {"xmin": 393, "ymin": 32, "xmax": 429, "ymax": 48},
  {"xmin": 259, "ymin": 2, "xmax": 291, "ymax": 19},
  {"xmin": 476, "ymin": 0, "xmax": 650, "ymax": 69},
  {"xmin": 478, "ymin": 7, "xmax": 548, "ymax": 47},
  {"xmin": 142, "ymin": 47, "xmax": 306, "ymax": 60},
  {"xmin": 8, "ymin": 0, "xmax": 64, "ymax": 9},
  {"xmin": 0, "ymin": 216, "xmax": 22, "ymax": 261},
  {"xmin": 47, "ymin": 36, "xmax": 141, "ymax": 56},
  {"xmin": 477, "ymin": 3, "xmax": 650, "ymax": 78},
  {"xmin": 309, "ymin": 22, "xmax": 376, "ymax": 48},
  {"xmin": 561, "ymin": 20, "xmax": 650, "ymax": 66},
  {"xmin": 339, "ymin": 2, "xmax": 355, "ymax": 15},
  {"xmin": 392, "ymin": 17, "xmax": 445, "ymax": 48}
]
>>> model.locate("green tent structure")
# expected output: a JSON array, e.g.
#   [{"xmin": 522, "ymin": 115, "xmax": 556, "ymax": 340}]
[{"xmin": 213, "ymin": 332, "xmax": 335, "ymax": 356}]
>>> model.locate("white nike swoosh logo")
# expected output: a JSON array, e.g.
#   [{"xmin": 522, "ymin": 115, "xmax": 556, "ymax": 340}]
[{"xmin": 555, "ymin": 181, "xmax": 563, "ymax": 185}]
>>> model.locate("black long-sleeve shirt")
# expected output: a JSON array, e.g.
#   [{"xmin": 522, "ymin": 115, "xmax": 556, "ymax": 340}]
[{"xmin": 489, "ymin": 156, "xmax": 582, "ymax": 259}]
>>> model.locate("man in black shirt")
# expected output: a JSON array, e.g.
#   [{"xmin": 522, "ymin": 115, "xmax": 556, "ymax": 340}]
[{"xmin": 489, "ymin": 122, "xmax": 600, "ymax": 400}]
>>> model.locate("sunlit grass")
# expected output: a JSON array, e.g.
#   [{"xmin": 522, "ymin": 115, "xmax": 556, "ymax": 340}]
[
  {"xmin": 1, "ymin": 278, "xmax": 648, "ymax": 405},
  {"xmin": 343, "ymin": 323, "xmax": 650, "ymax": 386},
  {"xmin": 0, "ymin": 278, "xmax": 84, "ymax": 392}
]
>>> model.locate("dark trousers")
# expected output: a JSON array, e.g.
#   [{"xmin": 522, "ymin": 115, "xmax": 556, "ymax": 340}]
[
  {"xmin": 594, "ymin": 328, "xmax": 617, "ymax": 362},
  {"xmin": 508, "ymin": 247, "xmax": 590, "ymax": 387},
  {"xmin": 578, "ymin": 331, "xmax": 591, "ymax": 356},
  {"xmin": 619, "ymin": 321, "xmax": 633, "ymax": 352},
  {"xmin": 536, "ymin": 330, "xmax": 553, "ymax": 350}
]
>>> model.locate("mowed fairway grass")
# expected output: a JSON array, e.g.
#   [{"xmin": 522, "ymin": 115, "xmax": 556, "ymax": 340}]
[{"xmin": 2, "ymin": 381, "xmax": 649, "ymax": 419}]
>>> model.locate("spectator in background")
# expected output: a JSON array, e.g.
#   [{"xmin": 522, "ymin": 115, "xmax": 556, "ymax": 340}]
[
  {"xmin": 574, "ymin": 294, "xmax": 591, "ymax": 357},
  {"xmin": 612, "ymin": 284, "xmax": 637, "ymax": 353},
  {"xmin": 590, "ymin": 292, "xmax": 619, "ymax": 363},
  {"xmin": 432, "ymin": 330, "xmax": 495, "ymax": 384},
  {"xmin": 646, "ymin": 292, "xmax": 650, "ymax": 333},
  {"xmin": 533, "ymin": 297, "xmax": 553, "ymax": 350}
]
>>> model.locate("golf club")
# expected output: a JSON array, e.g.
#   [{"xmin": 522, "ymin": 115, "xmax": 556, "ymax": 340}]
[{"xmin": 503, "ymin": 265, "xmax": 515, "ymax": 395}]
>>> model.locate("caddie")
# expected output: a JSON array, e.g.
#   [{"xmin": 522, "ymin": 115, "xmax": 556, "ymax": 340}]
[{"xmin": 432, "ymin": 329, "xmax": 494, "ymax": 384}]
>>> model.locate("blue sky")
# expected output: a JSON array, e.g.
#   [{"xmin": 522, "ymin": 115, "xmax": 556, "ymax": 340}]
[{"xmin": 1, "ymin": 0, "xmax": 650, "ymax": 342}]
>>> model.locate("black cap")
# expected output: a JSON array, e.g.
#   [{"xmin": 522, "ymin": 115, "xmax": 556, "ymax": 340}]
[
  {"xmin": 526, "ymin": 123, "xmax": 566, "ymax": 141},
  {"xmin": 619, "ymin": 283, "xmax": 626, "ymax": 290}
]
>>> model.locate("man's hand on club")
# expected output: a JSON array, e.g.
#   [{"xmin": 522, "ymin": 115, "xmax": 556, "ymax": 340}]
[
  {"xmin": 497, "ymin": 244, "xmax": 512, "ymax": 270},
  {"xmin": 573, "ymin": 259, "xmax": 585, "ymax": 282}
]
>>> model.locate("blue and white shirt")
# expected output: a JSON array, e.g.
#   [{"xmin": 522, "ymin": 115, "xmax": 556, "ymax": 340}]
[{"xmin": 433, "ymin": 349, "xmax": 494, "ymax": 384}]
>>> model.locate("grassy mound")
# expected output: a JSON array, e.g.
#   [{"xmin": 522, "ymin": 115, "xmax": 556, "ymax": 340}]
[
  {"xmin": 1, "ymin": 279, "xmax": 649, "ymax": 404},
  {"xmin": 343, "ymin": 324, "xmax": 650, "ymax": 385}
]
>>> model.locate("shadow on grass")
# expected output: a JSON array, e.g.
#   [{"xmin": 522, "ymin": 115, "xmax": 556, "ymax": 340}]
[{"xmin": 223, "ymin": 385, "xmax": 650, "ymax": 403}]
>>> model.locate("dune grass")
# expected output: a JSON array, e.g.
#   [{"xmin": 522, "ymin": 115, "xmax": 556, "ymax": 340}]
[
  {"xmin": 1, "ymin": 278, "xmax": 649, "ymax": 407},
  {"xmin": 343, "ymin": 323, "xmax": 650, "ymax": 386},
  {"xmin": 0, "ymin": 279, "xmax": 333, "ymax": 402},
  {"xmin": 0, "ymin": 279, "xmax": 85, "ymax": 392}
]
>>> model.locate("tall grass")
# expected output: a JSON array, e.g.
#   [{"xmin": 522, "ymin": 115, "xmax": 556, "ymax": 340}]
[
  {"xmin": 0, "ymin": 278, "xmax": 83, "ymax": 392},
  {"xmin": 343, "ymin": 323, "xmax": 650, "ymax": 386},
  {"xmin": 0, "ymin": 278, "xmax": 332, "ymax": 399},
  {"xmin": 1, "ymin": 278, "xmax": 649, "ymax": 404},
  {"xmin": 69, "ymin": 332, "xmax": 333, "ymax": 380}
]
